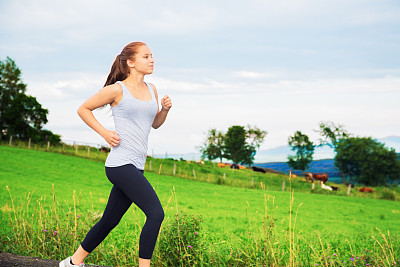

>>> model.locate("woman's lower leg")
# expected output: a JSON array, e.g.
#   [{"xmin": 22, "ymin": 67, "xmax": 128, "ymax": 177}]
[
  {"xmin": 71, "ymin": 245, "xmax": 89, "ymax": 265},
  {"xmin": 139, "ymin": 258, "xmax": 151, "ymax": 267}
]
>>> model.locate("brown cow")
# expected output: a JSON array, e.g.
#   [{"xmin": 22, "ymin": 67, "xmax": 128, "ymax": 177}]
[
  {"xmin": 305, "ymin": 172, "xmax": 313, "ymax": 182},
  {"xmin": 358, "ymin": 187, "xmax": 374, "ymax": 193},
  {"xmin": 305, "ymin": 172, "xmax": 329, "ymax": 184}
]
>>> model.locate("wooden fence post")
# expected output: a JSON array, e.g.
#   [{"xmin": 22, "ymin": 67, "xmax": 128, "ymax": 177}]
[
  {"xmin": 75, "ymin": 145, "xmax": 78, "ymax": 155},
  {"xmin": 312, "ymin": 182, "xmax": 315, "ymax": 190},
  {"xmin": 149, "ymin": 160, "xmax": 152, "ymax": 171},
  {"xmin": 223, "ymin": 173, "xmax": 226, "ymax": 180},
  {"xmin": 87, "ymin": 146, "xmax": 90, "ymax": 157},
  {"xmin": 28, "ymin": 138, "xmax": 31, "ymax": 149},
  {"xmin": 282, "ymin": 179, "xmax": 285, "ymax": 191},
  {"xmin": 251, "ymin": 177, "xmax": 254, "ymax": 187},
  {"xmin": 47, "ymin": 141, "xmax": 50, "ymax": 150},
  {"xmin": 63, "ymin": 143, "xmax": 65, "ymax": 152},
  {"xmin": 347, "ymin": 184, "xmax": 351, "ymax": 196},
  {"xmin": 158, "ymin": 164, "xmax": 162, "ymax": 175},
  {"xmin": 193, "ymin": 169, "xmax": 196, "ymax": 179},
  {"xmin": 173, "ymin": 163, "xmax": 176, "ymax": 176},
  {"xmin": 8, "ymin": 136, "xmax": 12, "ymax": 146}
]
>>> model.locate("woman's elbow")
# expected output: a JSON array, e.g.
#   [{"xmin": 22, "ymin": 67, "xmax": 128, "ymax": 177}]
[
  {"xmin": 77, "ymin": 106, "xmax": 82, "ymax": 116},
  {"xmin": 77, "ymin": 105, "xmax": 89, "ymax": 118}
]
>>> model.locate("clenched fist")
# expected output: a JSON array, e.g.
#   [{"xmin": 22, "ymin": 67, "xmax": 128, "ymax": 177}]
[
  {"xmin": 102, "ymin": 130, "xmax": 120, "ymax": 147},
  {"xmin": 161, "ymin": 95, "xmax": 172, "ymax": 111}
]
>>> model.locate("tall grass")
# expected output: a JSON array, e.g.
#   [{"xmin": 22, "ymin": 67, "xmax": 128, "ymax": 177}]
[{"xmin": 2, "ymin": 182, "xmax": 399, "ymax": 266}]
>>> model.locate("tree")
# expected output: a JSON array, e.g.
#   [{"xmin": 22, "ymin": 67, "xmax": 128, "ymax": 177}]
[
  {"xmin": 317, "ymin": 121, "xmax": 349, "ymax": 148},
  {"xmin": 224, "ymin": 126, "xmax": 247, "ymax": 164},
  {"xmin": 199, "ymin": 128, "xmax": 224, "ymax": 162},
  {"xmin": 243, "ymin": 125, "xmax": 267, "ymax": 166},
  {"xmin": 316, "ymin": 121, "xmax": 350, "ymax": 183},
  {"xmin": 335, "ymin": 137, "xmax": 400, "ymax": 186},
  {"xmin": 224, "ymin": 125, "xmax": 267, "ymax": 166},
  {"xmin": 0, "ymin": 57, "xmax": 60, "ymax": 144},
  {"xmin": 287, "ymin": 131, "xmax": 315, "ymax": 173}
]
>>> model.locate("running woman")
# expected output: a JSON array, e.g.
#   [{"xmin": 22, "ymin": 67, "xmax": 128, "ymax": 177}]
[{"xmin": 60, "ymin": 42, "xmax": 172, "ymax": 267}]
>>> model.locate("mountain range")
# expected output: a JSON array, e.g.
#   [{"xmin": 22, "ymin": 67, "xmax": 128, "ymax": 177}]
[{"xmin": 153, "ymin": 136, "xmax": 400, "ymax": 164}]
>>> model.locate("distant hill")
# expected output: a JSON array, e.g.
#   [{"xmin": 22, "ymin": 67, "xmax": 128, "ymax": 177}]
[
  {"xmin": 253, "ymin": 145, "xmax": 335, "ymax": 163},
  {"xmin": 255, "ymin": 145, "xmax": 400, "ymax": 184},
  {"xmin": 153, "ymin": 136, "xmax": 400, "ymax": 170},
  {"xmin": 254, "ymin": 136, "xmax": 400, "ymax": 163},
  {"xmin": 254, "ymin": 159, "xmax": 343, "ymax": 183}
]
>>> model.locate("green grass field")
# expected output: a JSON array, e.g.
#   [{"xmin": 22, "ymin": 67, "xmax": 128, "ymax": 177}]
[{"xmin": 1, "ymin": 145, "xmax": 399, "ymax": 266}]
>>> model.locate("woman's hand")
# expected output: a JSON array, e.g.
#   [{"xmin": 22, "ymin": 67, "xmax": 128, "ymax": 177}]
[
  {"xmin": 102, "ymin": 130, "xmax": 120, "ymax": 147},
  {"xmin": 161, "ymin": 95, "xmax": 172, "ymax": 111}
]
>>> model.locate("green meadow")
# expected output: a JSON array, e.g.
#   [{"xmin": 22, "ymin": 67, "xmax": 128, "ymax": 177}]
[{"xmin": 1, "ymin": 145, "xmax": 399, "ymax": 266}]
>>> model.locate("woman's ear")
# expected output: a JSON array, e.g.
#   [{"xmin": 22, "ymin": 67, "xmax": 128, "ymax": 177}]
[{"xmin": 127, "ymin": 59, "xmax": 135, "ymax": 68}]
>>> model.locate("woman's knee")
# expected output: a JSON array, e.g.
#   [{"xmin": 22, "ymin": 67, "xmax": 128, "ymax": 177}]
[{"xmin": 149, "ymin": 206, "xmax": 164, "ymax": 223}]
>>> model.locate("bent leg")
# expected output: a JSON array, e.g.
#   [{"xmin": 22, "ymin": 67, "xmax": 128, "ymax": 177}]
[
  {"xmin": 80, "ymin": 184, "xmax": 132, "ymax": 253},
  {"xmin": 105, "ymin": 164, "xmax": 164, "ymax": 259}
]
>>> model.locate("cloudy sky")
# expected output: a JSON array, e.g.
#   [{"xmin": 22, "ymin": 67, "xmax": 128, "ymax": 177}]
[{"xmin": 1, "ymin": 0, "xmax": 399, "ymax": 158}]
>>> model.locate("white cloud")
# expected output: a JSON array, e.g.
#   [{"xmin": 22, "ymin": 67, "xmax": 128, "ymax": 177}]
[
  {"xmin": 1, "ymin": 0, "xmax": 399, "ymax": 159},
  {"xmin": 3, "ymin": 0, "xmax": 399, "ymax": 39},
  {"xmin": 151, "ymin": 72, "xmax": 400, "ymax": 96},
  {"xmin": 25, "ymin": 72, "xmax": 105, "ymax": 101},
  {"xmin": 234, "ymin": 71, "xmax": 281, "ymax": 79},
  {"xmin": 20, "ymin": 68, "xmax": 400, "ymax": 155}
]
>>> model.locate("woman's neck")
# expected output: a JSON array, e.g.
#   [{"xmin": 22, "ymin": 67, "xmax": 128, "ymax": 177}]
[{"xmin": 124, "ymin": 73, "xmax": 145, "ymax": 91}]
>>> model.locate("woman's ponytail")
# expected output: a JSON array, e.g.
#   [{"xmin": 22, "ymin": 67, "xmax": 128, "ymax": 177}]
[{"xmin": 103, "ymin": 54, "xmax": 126, "ymax": 87}]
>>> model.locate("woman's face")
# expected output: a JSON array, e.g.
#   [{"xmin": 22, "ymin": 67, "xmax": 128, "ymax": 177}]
[{"xmin": 131, "ymin": 45, "xmax": 154, "ymax": 75}]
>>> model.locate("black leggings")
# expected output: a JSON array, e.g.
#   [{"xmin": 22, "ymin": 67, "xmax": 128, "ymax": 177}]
[{"xmin": 81, "ymin": 164, "xmax": 164, "ymax": 259}]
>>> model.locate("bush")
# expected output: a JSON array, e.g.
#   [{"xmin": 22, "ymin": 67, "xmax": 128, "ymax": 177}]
[
  {"xmin": 380, "ymin": 190, "xmax": 396, "ymax": 201},
  {"xmin": 157, "ymin": 210, "xmax": 202, "ymax": 266}
]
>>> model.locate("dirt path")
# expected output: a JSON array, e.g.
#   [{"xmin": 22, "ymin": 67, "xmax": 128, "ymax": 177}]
[{"xmin": 0, "ymin": 253, "xmax": 110, "ymax": 267}]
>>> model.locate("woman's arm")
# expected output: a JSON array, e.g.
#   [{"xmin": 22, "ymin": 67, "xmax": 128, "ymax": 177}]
[
  {"xmin": 151, "ymin": 84, "xmax": 172, "ymax": 129},
  {"xmin": 77, "ymin": 84, "xmax": 122, "ymax": 147}
]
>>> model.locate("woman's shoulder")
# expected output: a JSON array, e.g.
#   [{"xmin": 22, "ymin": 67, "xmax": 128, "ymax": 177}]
[
  {"xmin": 147, "ymin": 82, "xmax": 157, "ymax": 95},
  {"xmin": 103, "ymin": 83, "xmax": 123, "ymax": 94}
]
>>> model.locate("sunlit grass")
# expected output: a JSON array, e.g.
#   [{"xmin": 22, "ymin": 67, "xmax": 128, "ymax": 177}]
[{"xmin": 1, "ymin": 145, "xmax": 399, "ymax": 266}]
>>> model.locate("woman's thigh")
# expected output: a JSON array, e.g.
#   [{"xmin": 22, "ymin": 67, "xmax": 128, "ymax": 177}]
[{"xmin": 105, "ymin": 164, "xmax": 163, "ymax": 215}]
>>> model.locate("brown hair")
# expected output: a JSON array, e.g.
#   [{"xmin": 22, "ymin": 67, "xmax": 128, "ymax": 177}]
[{"xmin": 103, "ymin": 42, "xmax": 147, "ymax": 87}]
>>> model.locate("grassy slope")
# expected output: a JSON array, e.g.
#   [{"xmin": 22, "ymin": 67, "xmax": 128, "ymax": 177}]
[{"xmin": 1, "ymin": 145, "xmax": 400, "ymax": 243}]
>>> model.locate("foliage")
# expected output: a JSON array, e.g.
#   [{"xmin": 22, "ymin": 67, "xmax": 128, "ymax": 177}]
[
  {"xmin": 223, "ymin": 125, "xmax": 267, "ymax": 165},
  {"xmin": 243, "ymin": 125, "xmax": 267, "ymax": 166},
  {"xmin": 223, "ymin": 125, "xmax": 247, "ymax": 164},
  {"xmin": 158, "ymin": 210, "xmax": 203, "ymax": 266},
  {"xmin": 316, "ymin": 121, "xmax": 350, "ymax": 183},
  {"xmin": 199, "ymin": 128, "xmax": 224, "ymax": 162},
  {"xmin": 246, "ymin": 125, "xmax": 267, "ymax": 149},
  {"xmin": 380, "ymin": 190, "xmax": 396, "ymax": 201},
  {"xmin": 199, "ymin": 125, "xmax": 267, "ymax": 165},
  {"xmin": 316, "ymin": 120, "xmax": 349, "ymax": 148},
  {"xmin": 335, "ymin": 137, "xmax": 400, "ymax": 186},
  {"xmin": 0, "ymin": 57, "xmax": 60, "ymax": 144},
  {"xmin": 287, "ymin": 131, "xmax": 315, "ymax": 172}
]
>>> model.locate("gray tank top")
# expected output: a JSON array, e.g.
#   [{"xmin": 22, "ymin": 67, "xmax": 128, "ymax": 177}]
[{"xmin": 105, "ymin": 81, "xmax": 158, "ymax": 170}]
